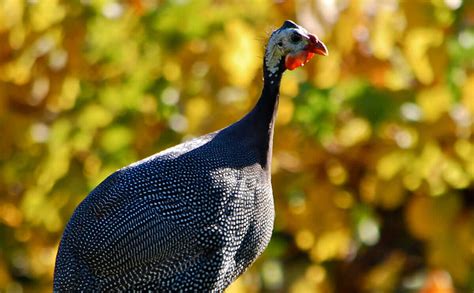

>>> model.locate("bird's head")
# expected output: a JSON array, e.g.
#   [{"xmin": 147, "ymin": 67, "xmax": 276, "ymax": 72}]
[{"xmin": 265, "ymin": 20, "xmax": 328, "ymax": 74}]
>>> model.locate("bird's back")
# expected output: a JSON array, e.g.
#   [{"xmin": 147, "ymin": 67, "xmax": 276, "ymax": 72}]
[{"xmin": 54, "ymin": 129, "xmax": 275, "ymax": 291}]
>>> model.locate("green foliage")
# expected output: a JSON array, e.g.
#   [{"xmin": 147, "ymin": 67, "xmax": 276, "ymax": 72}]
[
  {"xmin": 0, "ymin": 0, "xmax": 473, "ymax": 292},
  {"xmin": 293, "ymin": 84, "xmax": 338, "ymax": 140}
]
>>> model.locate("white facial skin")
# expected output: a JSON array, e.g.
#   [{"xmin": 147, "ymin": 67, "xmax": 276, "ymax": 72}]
[{"xmin": 265, "ymin": 26, "xmax": 313, "ymax": 74}]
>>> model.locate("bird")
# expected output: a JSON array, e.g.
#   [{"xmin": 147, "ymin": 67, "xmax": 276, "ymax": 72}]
[{"xmin": 53, "ymin": 20, "xmax": 328, "ymax": 291}]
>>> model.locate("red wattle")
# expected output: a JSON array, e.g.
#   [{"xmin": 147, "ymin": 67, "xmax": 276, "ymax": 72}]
[{"xmin": 285, "ymin": 50, "xmax": 315, "ymax": 70}]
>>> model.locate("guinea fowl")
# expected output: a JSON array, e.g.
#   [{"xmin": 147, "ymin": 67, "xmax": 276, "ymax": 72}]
[{"xmin": 54, "ymin": 20, "xmax": 327, "ymax": 291}]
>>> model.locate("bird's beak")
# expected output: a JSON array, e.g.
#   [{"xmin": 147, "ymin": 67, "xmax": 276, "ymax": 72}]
[{"xmin": 306, "ymin": 34, "xmax": 328, "ymax": 56}]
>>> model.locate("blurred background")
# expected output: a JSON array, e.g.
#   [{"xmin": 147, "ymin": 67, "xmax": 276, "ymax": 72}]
[{"xmin": 0, "ymin": 0, "xmax": 473, "ymax": 292}]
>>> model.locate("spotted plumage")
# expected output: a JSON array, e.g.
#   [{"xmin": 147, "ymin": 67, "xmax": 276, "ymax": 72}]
[{"xmin": 54, "ymin": 20, "xmax": 327, "ymax": 291}]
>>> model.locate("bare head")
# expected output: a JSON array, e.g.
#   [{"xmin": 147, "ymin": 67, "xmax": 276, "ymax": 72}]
[{"xmin": 265, "ymin": 20, "xmax": 328, "ymax": 74}]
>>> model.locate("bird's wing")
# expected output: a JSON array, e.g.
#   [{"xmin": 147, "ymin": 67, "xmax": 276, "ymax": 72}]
[
  {"xmin": 67, "ymin": 167, "xmax": 201, "ymax": 279},
  {"xmin": 64, "ymin": 133, "xmax": 234, "ymax": 280}
]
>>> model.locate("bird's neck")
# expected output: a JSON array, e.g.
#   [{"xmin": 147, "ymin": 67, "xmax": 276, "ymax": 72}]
[{"xmin": 238, "ymin": 57, "xmax": 285, "ymax": 171}]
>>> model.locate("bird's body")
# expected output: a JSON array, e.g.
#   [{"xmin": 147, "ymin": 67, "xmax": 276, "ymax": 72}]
[
  {"xmin": 54, "ymin": 20, "xmax": 327, "ymax": 291},
  {"xmin": 55, "ymin": 123, "xmax": 275, "ymax": 291}
]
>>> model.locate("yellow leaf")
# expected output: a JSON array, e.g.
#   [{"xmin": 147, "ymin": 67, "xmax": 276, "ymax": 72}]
[
  {"xmin": 185, "ymin": 96, "xmax": 211, "ymax": 133},
  {"xmin": 295, "ymin": 229, "xmax": 315, "ymax": 251},
  {"xmin": 58, "ymin": 77, "xmax": 80, "ymax": 110},
  {"xmin": 462, "ymin": 74, "xmax": 474, "ymax": 115},
  {"xmin": 276, "ymin": 96, "xmax": 294, "ymax": 125},
  {"xmin": 30, "ymin": 0, "xmax": 65, "ymax": 31},
  {"xmin": 310, "ymin": 229, "xmax": 351, "ymax": 262},
  {"xmin": 404, "ymin": 28, "xmax": 443, "ymax": 84},
  {"xmin": 314, "ymin": 48, "xmax": 340, "ymax": 89},
  {"xmin": 406, "ymin": 194, "xmax": 460, "ymax": 240},
  {"xmin": 338, "ymin": 117, "xmax": 371, "ymax": 147},
  {"xmin": 416, "ymin": 85, "xmax": 452, "ymax": 122},
  {"xmin": 370, "ymin": 8, "xmax": 402, "ymax": 60},
  {"xmin": 280, "ymin": 73, "xmax": 299, "ymax": 96},
  {"xmin": 377, "ymin": 151, "xmax": 407, "ymax": 180},
  {"xmin": 78, "ymin": 104, "xmax": 114, "ymax": 130},
  {"xmin": 0, "ymin": 0, "xmax": 23, "ymax": 31},
  {"xmin": 220, "ymin": 20, "xmax": 260, "ymax": 87}
]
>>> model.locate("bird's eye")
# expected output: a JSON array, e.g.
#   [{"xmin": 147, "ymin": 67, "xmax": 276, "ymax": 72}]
[{"xmin": 290, "ymin": 33, "xmax": 302, "ymax": 43}]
